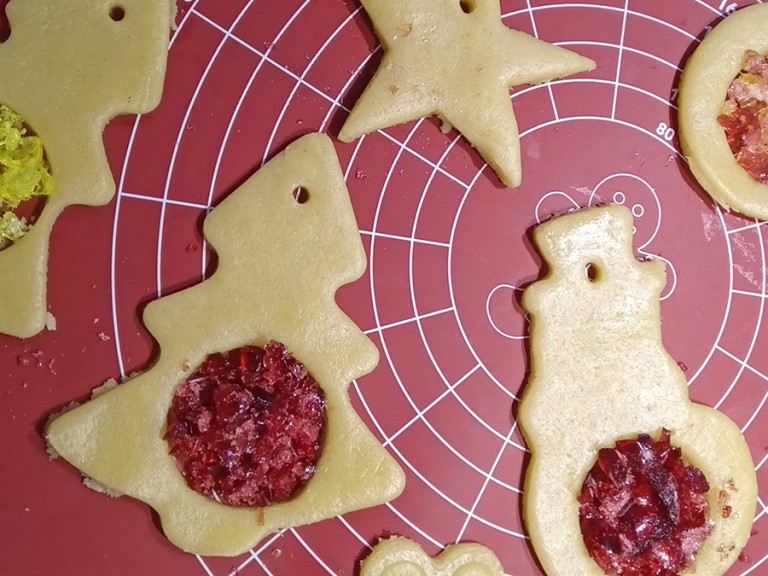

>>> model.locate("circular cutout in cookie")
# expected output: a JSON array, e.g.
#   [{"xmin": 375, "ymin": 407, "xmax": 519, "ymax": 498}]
[
  {"xmin": 164, "ymin": 340, "xmax": 326, "ymax": 507},
  {"xmin": 579, "ymin": 428, "xmax": 712, "ymax": 576}
]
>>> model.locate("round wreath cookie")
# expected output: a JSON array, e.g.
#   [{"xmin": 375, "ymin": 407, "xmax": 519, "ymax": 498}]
[{"xmin": 679, "ymin": 3, "xmax": 768, "ymax": 219}]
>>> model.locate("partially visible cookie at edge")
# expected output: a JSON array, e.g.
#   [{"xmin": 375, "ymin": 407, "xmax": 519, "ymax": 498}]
[
  {"xmin": 0, "ymin": 0, "xmax": 174, "ymax": 337},
  {"xmin": 679, "ymin": 3, "xmax": 768, "ymax": 219},
  {"xmin": 361, "ymin": 536, "xmax": 503, "ymax": 576}
]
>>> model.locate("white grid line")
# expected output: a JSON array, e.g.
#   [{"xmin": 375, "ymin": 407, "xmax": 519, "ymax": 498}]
[
  {"xmin": 289, "ymin": 529, "xmax": 337, "ymax": 575},
  {"xmin": 259, "ymin": 0, "xmax": 324, "ymax": 166},
  {"xmin": 154, "ymin": 2, "xmax": 258, "ymax": 299},
  {"xmin": 363, "ymin": 306, "xmax": 455, "ymax": 335},
  {"xmin": 382, "ymin": 364, "xmax": 482, "ymax": 447},
  {"xmin": 195, "ymin": 555, "xmax": 215, "ymax": 576},
  {"xmin": 523, "ymin": 0, "xmax": 560, "ymax": 121},
  {"xmin": 455, "ymin": 421, "xmax": 520, "ymax": 543},
  {"xmin": 119, "ymin": 191, "xmax": 210, "ymax": 211},
  {"xmin": 713, "ymin": 221, "xmax": 767, "ymax": 419},
  {"xmin": 732, "ymin": 288, "xmax": 768, "ymax": 299},
  {"xmin": 198, "ymin": 0, "xmax": 304, "ymax": 280},
  {"xmin": 359, "ymin": 229, "xmax": 451, "ymax": 248},
  {"xmin": 611, "ymin": 0, "xmax": 630, "ymax": 120},
  {"xmin": 337, "ymin": 515, "xmax": 373, "ymax": 549},
  {"xmin": 716, "ymin": 345, "xmax": 768, "ymax": 385}
]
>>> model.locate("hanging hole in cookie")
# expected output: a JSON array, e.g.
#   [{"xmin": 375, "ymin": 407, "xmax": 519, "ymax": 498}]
[
  {"xmin": 0, "ymin": 1, "xmax": 10, "ymax": 43},
  {"xmin": 586, "ymin": 263, "xmax": 600, "ymax": 282},
  {"xmin": 459, "ymin": 0, "xmax": 477, "ymax": 14},
  {"xmin": 109, "ymin": 5, "xmax": 126, "ymax": 21},
  {"xmin": 292, "ymin": 186, "xmax": 309, "ymax": 204}
]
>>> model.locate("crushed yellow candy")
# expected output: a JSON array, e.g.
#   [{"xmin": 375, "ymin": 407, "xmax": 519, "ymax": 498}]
[
  {"xmin": 0, "ymin": 211, "xmax": 30, "ymax": 243},
  {"xmin": 0, "ymin": 103, "xmax": 54, "ymax": 246}
]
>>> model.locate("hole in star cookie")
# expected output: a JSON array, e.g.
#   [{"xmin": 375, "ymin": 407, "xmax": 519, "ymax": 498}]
[
  {"xmin": 292, "ymin": 186, "xmax": 310, "ymax": 204},
  {"xmin": 0, "ymin": 104, "xmax": 54, "ymax": 250},
  {"xmin": 459, "ymin": 0, "xmax": 477, "ymax": 14},
  {"xmin": 164, "ymin": 341, "xmax": 326, "ymax": 508},
  {"xmin": 585, "ymin": 262, "xmax": 600, "ymax": 282},
  {"xmin": 109, "ymin": 5, "xmax": 126, "ymax": 22}
]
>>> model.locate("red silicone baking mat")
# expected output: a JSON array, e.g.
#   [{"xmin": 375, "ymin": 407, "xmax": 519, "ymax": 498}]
[{"xmin": 1, "ymin": 0, "xmax": 767, "ymax": 574}]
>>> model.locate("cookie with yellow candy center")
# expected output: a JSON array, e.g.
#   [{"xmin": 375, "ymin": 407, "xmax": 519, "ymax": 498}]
[
  {"xmin": 45, "ymin": 133, "xmax": 406, "ymax": 556},
  {"xmin": 338, "ymin": 0, "xmax": 595, "ymax": 187},
  {"xmin": 0, "ymin": 0, "xmax": 173, "ymax": 337},
  {"xmin": 518, "ymin": 205, "xmax": 757, "ymax": 575},
  {"xmin": 361, "ymin": 536, "xmax": 503, "ymax": 576}
]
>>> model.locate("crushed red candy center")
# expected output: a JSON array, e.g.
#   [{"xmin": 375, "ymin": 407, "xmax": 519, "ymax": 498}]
[
  {"xmin": 165, "ymin": 341, "xmax": 326, "ymax": 507},
  {"xmin": 718, "ymin": 50, "xmax": 768, "ymax": 184},
  {"xmin": 579, "ymin": 429, "xmax": 712, "ymax": 576}
]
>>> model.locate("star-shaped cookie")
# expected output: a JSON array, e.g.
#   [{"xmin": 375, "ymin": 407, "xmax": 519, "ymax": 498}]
[
  {"xmin": 0, "ymin": 0, "xmax": 173, "ymax": 337},
  {"xmin": 339, "ymin": 0, "xmax": 595, "ymax": 187},
  {"xmin": 46, "ymin": 133, "xmax": 406, "ymax": 556}
]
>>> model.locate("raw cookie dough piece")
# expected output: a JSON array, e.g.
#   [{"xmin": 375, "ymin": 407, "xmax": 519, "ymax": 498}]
[
  {"xmin": 679, "ymin": 3, "xmax": 768, "ymax": 219},
  {"xmin": 338, "ymin": 0, "xmax": 595, "ymax": 187},
  {"xmin": 46, "ymin": 133, "xmax": 406, "ymax": 556},
  {"xmin": 361, "ymin": 536, "xmax": 503, "ymax": 576},
  {"xmin": 518, "ymin": 205, "xmax": 757, "ymax": 576},
  {"xmin": 0, "ymin": 0, "xmax": 174, "ymax": 337}
]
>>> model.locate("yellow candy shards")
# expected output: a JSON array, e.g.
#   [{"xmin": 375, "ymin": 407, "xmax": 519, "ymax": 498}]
[{"xmin": 0, "ymin": 103, "xmax": 53, "ymax": 247}]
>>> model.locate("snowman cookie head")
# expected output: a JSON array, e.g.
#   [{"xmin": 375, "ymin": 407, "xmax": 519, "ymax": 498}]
[{"xmin": 523, "ymin": 205, "xmax": 666, "ymax": 337}]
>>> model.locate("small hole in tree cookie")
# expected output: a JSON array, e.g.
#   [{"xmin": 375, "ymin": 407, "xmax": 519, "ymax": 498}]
[
  {"xmin": 459, "ymin": 0, "xmax": 477, "ymax": 14},
  {"xmin": 585, "ymin": 262, "xmax": 600, "ymax": 282},
  {"xmin": 292, "ymin": 186, "xmax": 309, "ymax": 204},
  {"xmin": 109, "ymin": 5, "xmax": 125, "ymax": 22}
]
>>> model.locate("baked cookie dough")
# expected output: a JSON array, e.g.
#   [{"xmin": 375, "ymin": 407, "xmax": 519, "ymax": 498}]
[
  {"xmin": 46, "ymin": 133, "xmax": 406, "ymax": 556},
  {"xmin": 518, "ymin": 205, "xmax": 757, "ymax": 575},
  {"xmin": 338, "ymin": 0, "xmax": 595, "ymax": 187},
  {"xmin": 0, "ymin": 0, "xmax": 174, "ymax": 337},
  {"xmin": 679, "ymin": 3, "xmax": 768, "ymax": 219},
  {"xmin": 361, "ymin": 536, "xmax": 503, "ymax": 576}
]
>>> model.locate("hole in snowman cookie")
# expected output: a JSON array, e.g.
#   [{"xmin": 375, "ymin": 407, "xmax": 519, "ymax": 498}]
[
  {"xmin": 164, "ymin": 340, "xmax": 326, "ymax": 508},
  {"xmin": 585, "ymin": 262, "xmax": 600, "ymax": 282},
  {"xmin": 578, "ymin": 429, "xmax": 712, "ymax": 576}
]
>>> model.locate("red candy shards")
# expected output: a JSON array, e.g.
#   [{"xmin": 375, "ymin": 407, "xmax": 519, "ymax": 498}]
[
  {"xmin": 165, "ymin": 341, "xmax": 326, "ymax": 507},
  {"xmin": 579, "ymin": 429, "xmax": 712, "ymax": 576}
]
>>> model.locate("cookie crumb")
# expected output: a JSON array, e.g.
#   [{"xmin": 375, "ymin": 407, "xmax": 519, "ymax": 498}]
[{"xmin": 91, "ymin": 378, "xmax": 119, "ymax": 399}]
